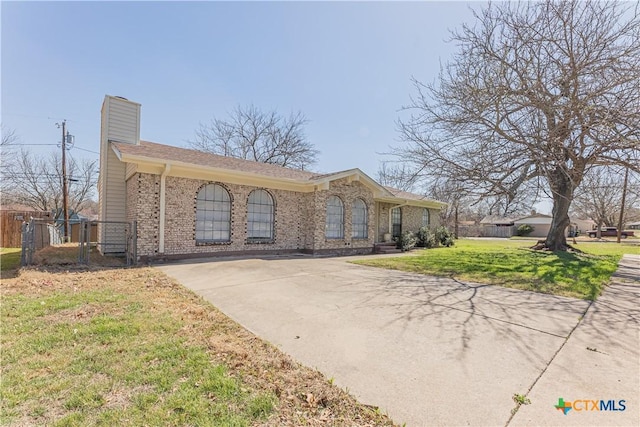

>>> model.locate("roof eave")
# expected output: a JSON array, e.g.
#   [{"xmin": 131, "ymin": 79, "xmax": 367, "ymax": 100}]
[
  {"xmin": 114, "ymin": 148, "xmax": 316, "ymax": 191},
  {"xmin": 310, "ymin": 168, "xmax": 395, "ymax": 197},
  {"xmin": 375, "ymin": 196, "xmax": 448, "ymax": 209}
]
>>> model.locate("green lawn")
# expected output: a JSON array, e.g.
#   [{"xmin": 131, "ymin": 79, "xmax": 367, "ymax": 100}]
[
  {"xmin": 1, "ymin": 248, "xmax": 21, "ymax": 273},
  {"xmin": 354, "ymin": 239, "xmax": 639, "ymax": 300},
  {"xmin": 1, "ymin": 266, "xmax": 392, "ymax": 426},
  {"xmin": 1, "ymin": 272, "xmax": 274, "ymax": 426}
]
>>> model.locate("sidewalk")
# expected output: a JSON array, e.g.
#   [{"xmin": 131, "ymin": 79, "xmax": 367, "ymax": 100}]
[{"xmin": 509, "ymin": 254, "xmax": 640, "ymax": 426}]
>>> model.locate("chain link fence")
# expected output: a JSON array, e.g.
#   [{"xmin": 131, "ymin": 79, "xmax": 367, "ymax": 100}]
[{"xmin": 21, "ymin": 218, "xmax": 137, "ymax": 267}]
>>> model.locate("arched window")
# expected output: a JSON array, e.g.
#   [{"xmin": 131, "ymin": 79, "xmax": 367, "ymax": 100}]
[
  {"xmin": 352, "ymin": 198, "xmax": 368, "ymax": 239},
  {"xmin": 195, "ymin": 184, "xmax": 231, "ymax": 242},
  {"xmin": 247, "ymin": 189, "xmax": 274, "ymax": 241},
  {"xmin": 422, "ymin": 208, "xmax": 430, "ymax": 227},
  {"xmin": 325, "ymin": 196, "xmax": 344, "ymax": 239}
]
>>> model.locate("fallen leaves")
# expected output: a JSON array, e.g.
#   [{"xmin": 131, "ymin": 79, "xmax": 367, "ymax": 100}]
[{"xmin": 2, "ymin": 263, "xmax": 394, "ymax": 426}]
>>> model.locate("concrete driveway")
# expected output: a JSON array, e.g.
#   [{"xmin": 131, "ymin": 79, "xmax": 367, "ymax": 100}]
[{"xmin": 157, "ymin": 254, "xmax": 638, "ymax": 426}]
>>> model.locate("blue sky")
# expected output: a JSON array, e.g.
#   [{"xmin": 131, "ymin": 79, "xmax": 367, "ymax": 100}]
[{"xmin": 2, "ymin": 1, "xmax": 478, "ymax": 183}]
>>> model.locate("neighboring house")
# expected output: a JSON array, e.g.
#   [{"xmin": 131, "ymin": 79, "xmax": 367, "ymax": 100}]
[
  {"xmin": 50, "ymin": 209, "xmax": 98, "ymax": 243},
  {"xmin": 513, "ymin": 213, "xmax": 553, "ymax": 238},
  {"xmin": 571, "ymin": 218, "xmax": 597, "ymax": 234},
  {"xmin": 481, "ymin": 213, "xmax": 596, "ymax": 238},
  {"xmin": 627, "ymin": 221, "xmax": 640, "ymax": 230},
  {"xmin": 515, "ymin": 214, "xmax": 596, "ymax": 238},
  {"xmin": 97, "ymin": 95, "xmax": 446, "ymax": 261}
]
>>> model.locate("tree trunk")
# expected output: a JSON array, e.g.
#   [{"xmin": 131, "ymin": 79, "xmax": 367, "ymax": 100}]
[
  {"xmin": 454, "ymin": 203, "xmax": 459, "ymax": 239},
  {"xmin": 545, "ymin": 172, "xmax": 574, "ymax": 251}
]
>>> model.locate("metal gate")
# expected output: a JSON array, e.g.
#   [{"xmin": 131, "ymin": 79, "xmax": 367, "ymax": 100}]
[
  {"xmin": 20, "ymin": 220, "xmax": 35, "ymax": 267},
  {"xmin": 21, "ymin": 218, "xmax": 137, "ymax": 267},
  {"xmin": 78, "ymin": 220, "xmax": 137, "ymax": 266}
]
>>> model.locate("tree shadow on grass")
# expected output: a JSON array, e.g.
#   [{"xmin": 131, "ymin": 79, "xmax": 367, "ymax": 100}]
[{"xmin": 522, "ymin": 249, "xmax": 618, "ymax": 300}]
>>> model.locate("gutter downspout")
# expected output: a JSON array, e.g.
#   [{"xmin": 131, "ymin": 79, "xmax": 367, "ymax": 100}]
[{"xmin": 159, "ymin": 163, "xmax": 171, "ymax": 254}]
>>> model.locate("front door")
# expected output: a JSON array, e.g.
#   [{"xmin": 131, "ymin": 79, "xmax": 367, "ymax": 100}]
[{"xmin": 391, "ymin": 207, "xmax": 402, "ymax": 239}]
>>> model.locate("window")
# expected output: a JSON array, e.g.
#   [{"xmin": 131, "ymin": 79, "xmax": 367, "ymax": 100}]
[
  {"xmin": 422, "ymin": 208, "xmax": 430, "ymax": 227},
  {"xmin": 247, "ymin": 189, "xmax": 274, "ymax": 241},
  {"xmin": 352, "ymin": 198, "xmax": 368, "ymax": 239},
  {"xmin": 195, "ymin": 184, "xmax": 231, "ymax": 242},
  {"xmin": 325, "ymin": 196, "xmax": 344, "ymax": 239},
  {"xmin": 391, "ymin": 207, "xmax": 402, "ymax": 239}
]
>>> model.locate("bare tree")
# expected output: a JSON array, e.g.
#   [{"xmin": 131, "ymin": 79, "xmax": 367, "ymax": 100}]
[
  {"xmin": 572, "ymin": 166, "xmax": 640, "ymax": 235},
  {"xmin": 394, "ymin": 1, "xmax": 640, "ymax": 250},
  {"xmin": 378, "ymin": 161, "xmax": 536, "ymax": 233},
  {"xmin": 1, "ymin": 125, "xmax": 18, "ymax": 176},
  {"xmin": 2, "ymin": 149, "xmax": 97, "ymax": 214},
  {"xmin": 191, "ymin": 105, "xmax": 319, "ymax": 170},
  {"xmin": 377, "ymin": 161, "xmax": 420, "ymax": 191}
]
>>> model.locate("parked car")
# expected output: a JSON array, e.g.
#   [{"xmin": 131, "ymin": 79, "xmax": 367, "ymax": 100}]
[{"xmin": 587, "ymin": 227, "xmax": 635, "ymax": 238}]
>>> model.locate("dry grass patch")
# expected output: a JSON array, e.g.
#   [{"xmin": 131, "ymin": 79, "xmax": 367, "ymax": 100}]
[
  {"xmin": 34, "ymin": 244, "xmax": 126, "ymax": 267},
  {"xmin": 1, "ymin": 260, "xmax": 394, "ymax": 426}
]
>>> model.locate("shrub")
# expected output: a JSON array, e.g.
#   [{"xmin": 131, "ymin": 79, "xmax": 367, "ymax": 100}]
[
  {"xmin": 396, "ymin": 231, "xmax": 417, "ymax": 252},
  {"xmin": 416, "ymin": 226, "xmax": 436, "ymax": 248},
  {"xmin": 516, "ymin": 224, "xmax": 534, "ymax": 236},
  {"xmin": 434, "ymin": 226, "xmax": 455, "ymax": 247}
]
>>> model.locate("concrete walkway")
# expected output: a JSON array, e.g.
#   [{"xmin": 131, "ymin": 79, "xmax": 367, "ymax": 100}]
[
  {"xmin": 509, "ymin": 254, "xmax": 640, "ymax": 426},
  {"xmin": 156, "ymin": 253, "xmax": 639, "ymax": 426}
]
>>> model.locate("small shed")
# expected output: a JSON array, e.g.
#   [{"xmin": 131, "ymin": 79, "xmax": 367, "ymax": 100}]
[{"xmin": 479, "ymin": 215, "xmax": 517, "ymax": 237}]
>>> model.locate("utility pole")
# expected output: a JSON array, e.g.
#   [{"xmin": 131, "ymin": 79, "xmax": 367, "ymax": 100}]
[
  {"xmin": 616, "ymin": 166, "xmax": 629, "ymax": 244},
  {"xmin": 60, "ymin": 120, "xmax": 70, "ymax": 242}
]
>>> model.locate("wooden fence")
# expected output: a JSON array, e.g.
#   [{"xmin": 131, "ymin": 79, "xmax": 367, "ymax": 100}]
[
  {"xmin": 0, "ymin": 210, "xmax": 51, "ymax": 248},
  {"xmin": 481, "ymin": 225, "xmax": 516, "ymax": 238}
]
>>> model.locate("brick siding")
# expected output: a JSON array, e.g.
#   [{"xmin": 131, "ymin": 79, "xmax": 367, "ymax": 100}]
[
  {"xmin": 128, "ymin": 173, "xmax": 379, "ymax": 258},
  {"xmin": 376, "ymin": 203, "xmax": 441, "ymax": 240},
  {"xmin": 311, "ymin": 178, "xmax": 376, "ymax": 252},
  {"xmin": 127, "ymin": 172, "xmax": 440, "ymax": 259}
]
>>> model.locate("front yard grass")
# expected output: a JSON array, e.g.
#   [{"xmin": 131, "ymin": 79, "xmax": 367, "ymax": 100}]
[
  {"xmin": 1, "ymin": 261, "xmax": 393, "ymax": 426},
  {"xmin": 354, "ymin": 239, "xmax": 639, "ymax": 300}
]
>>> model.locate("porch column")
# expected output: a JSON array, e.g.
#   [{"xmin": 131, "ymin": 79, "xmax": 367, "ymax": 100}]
[{"xmin": 158, "ymin": 163, "xmax": 171, "ymax": 253}]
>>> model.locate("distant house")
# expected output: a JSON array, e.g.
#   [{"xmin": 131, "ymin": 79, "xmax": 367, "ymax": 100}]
[
  {"xmin": 480, "ymin": 213, "xmax": 595, "ymax": 238},
  {"xmin": 571, "ymin": 218, "xmax": 597, "ymax": 234},
  {"xmin": 627, "ymin": 221, "xmax": 640, "ymax": 230},
  {"xmin": 97, "ymin": 95, "xmax": 447, "ymax": 261},
  {"xmin": 513, "ymin": 213, "xmax": 553, "ymax": 238}
]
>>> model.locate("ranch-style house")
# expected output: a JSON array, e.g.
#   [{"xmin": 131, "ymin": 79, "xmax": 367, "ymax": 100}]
[{"xmin": 97, "ymin": 95, "xmax": 446, "ymax": 261}]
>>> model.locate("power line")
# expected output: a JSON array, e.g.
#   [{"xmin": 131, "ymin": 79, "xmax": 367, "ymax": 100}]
[
  {"xmin": 2, "ymin": 113, "xmax": 64, "ymax": 120},
  {"xmin": 13, "ymin": 143, "xmax": 58, "ymax": 146},
  {"xmin": 9, "ymin": 143, "xmax": 98, "ymax": 154},
  {"xmin": 72, "ymin": 146, "xmax": 100, "ymax": 154}
]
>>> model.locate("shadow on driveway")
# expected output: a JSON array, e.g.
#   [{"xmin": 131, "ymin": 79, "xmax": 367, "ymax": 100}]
[{"xmin": 158, "ymin": 255, "xmax": 594, "ymax": 426}]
